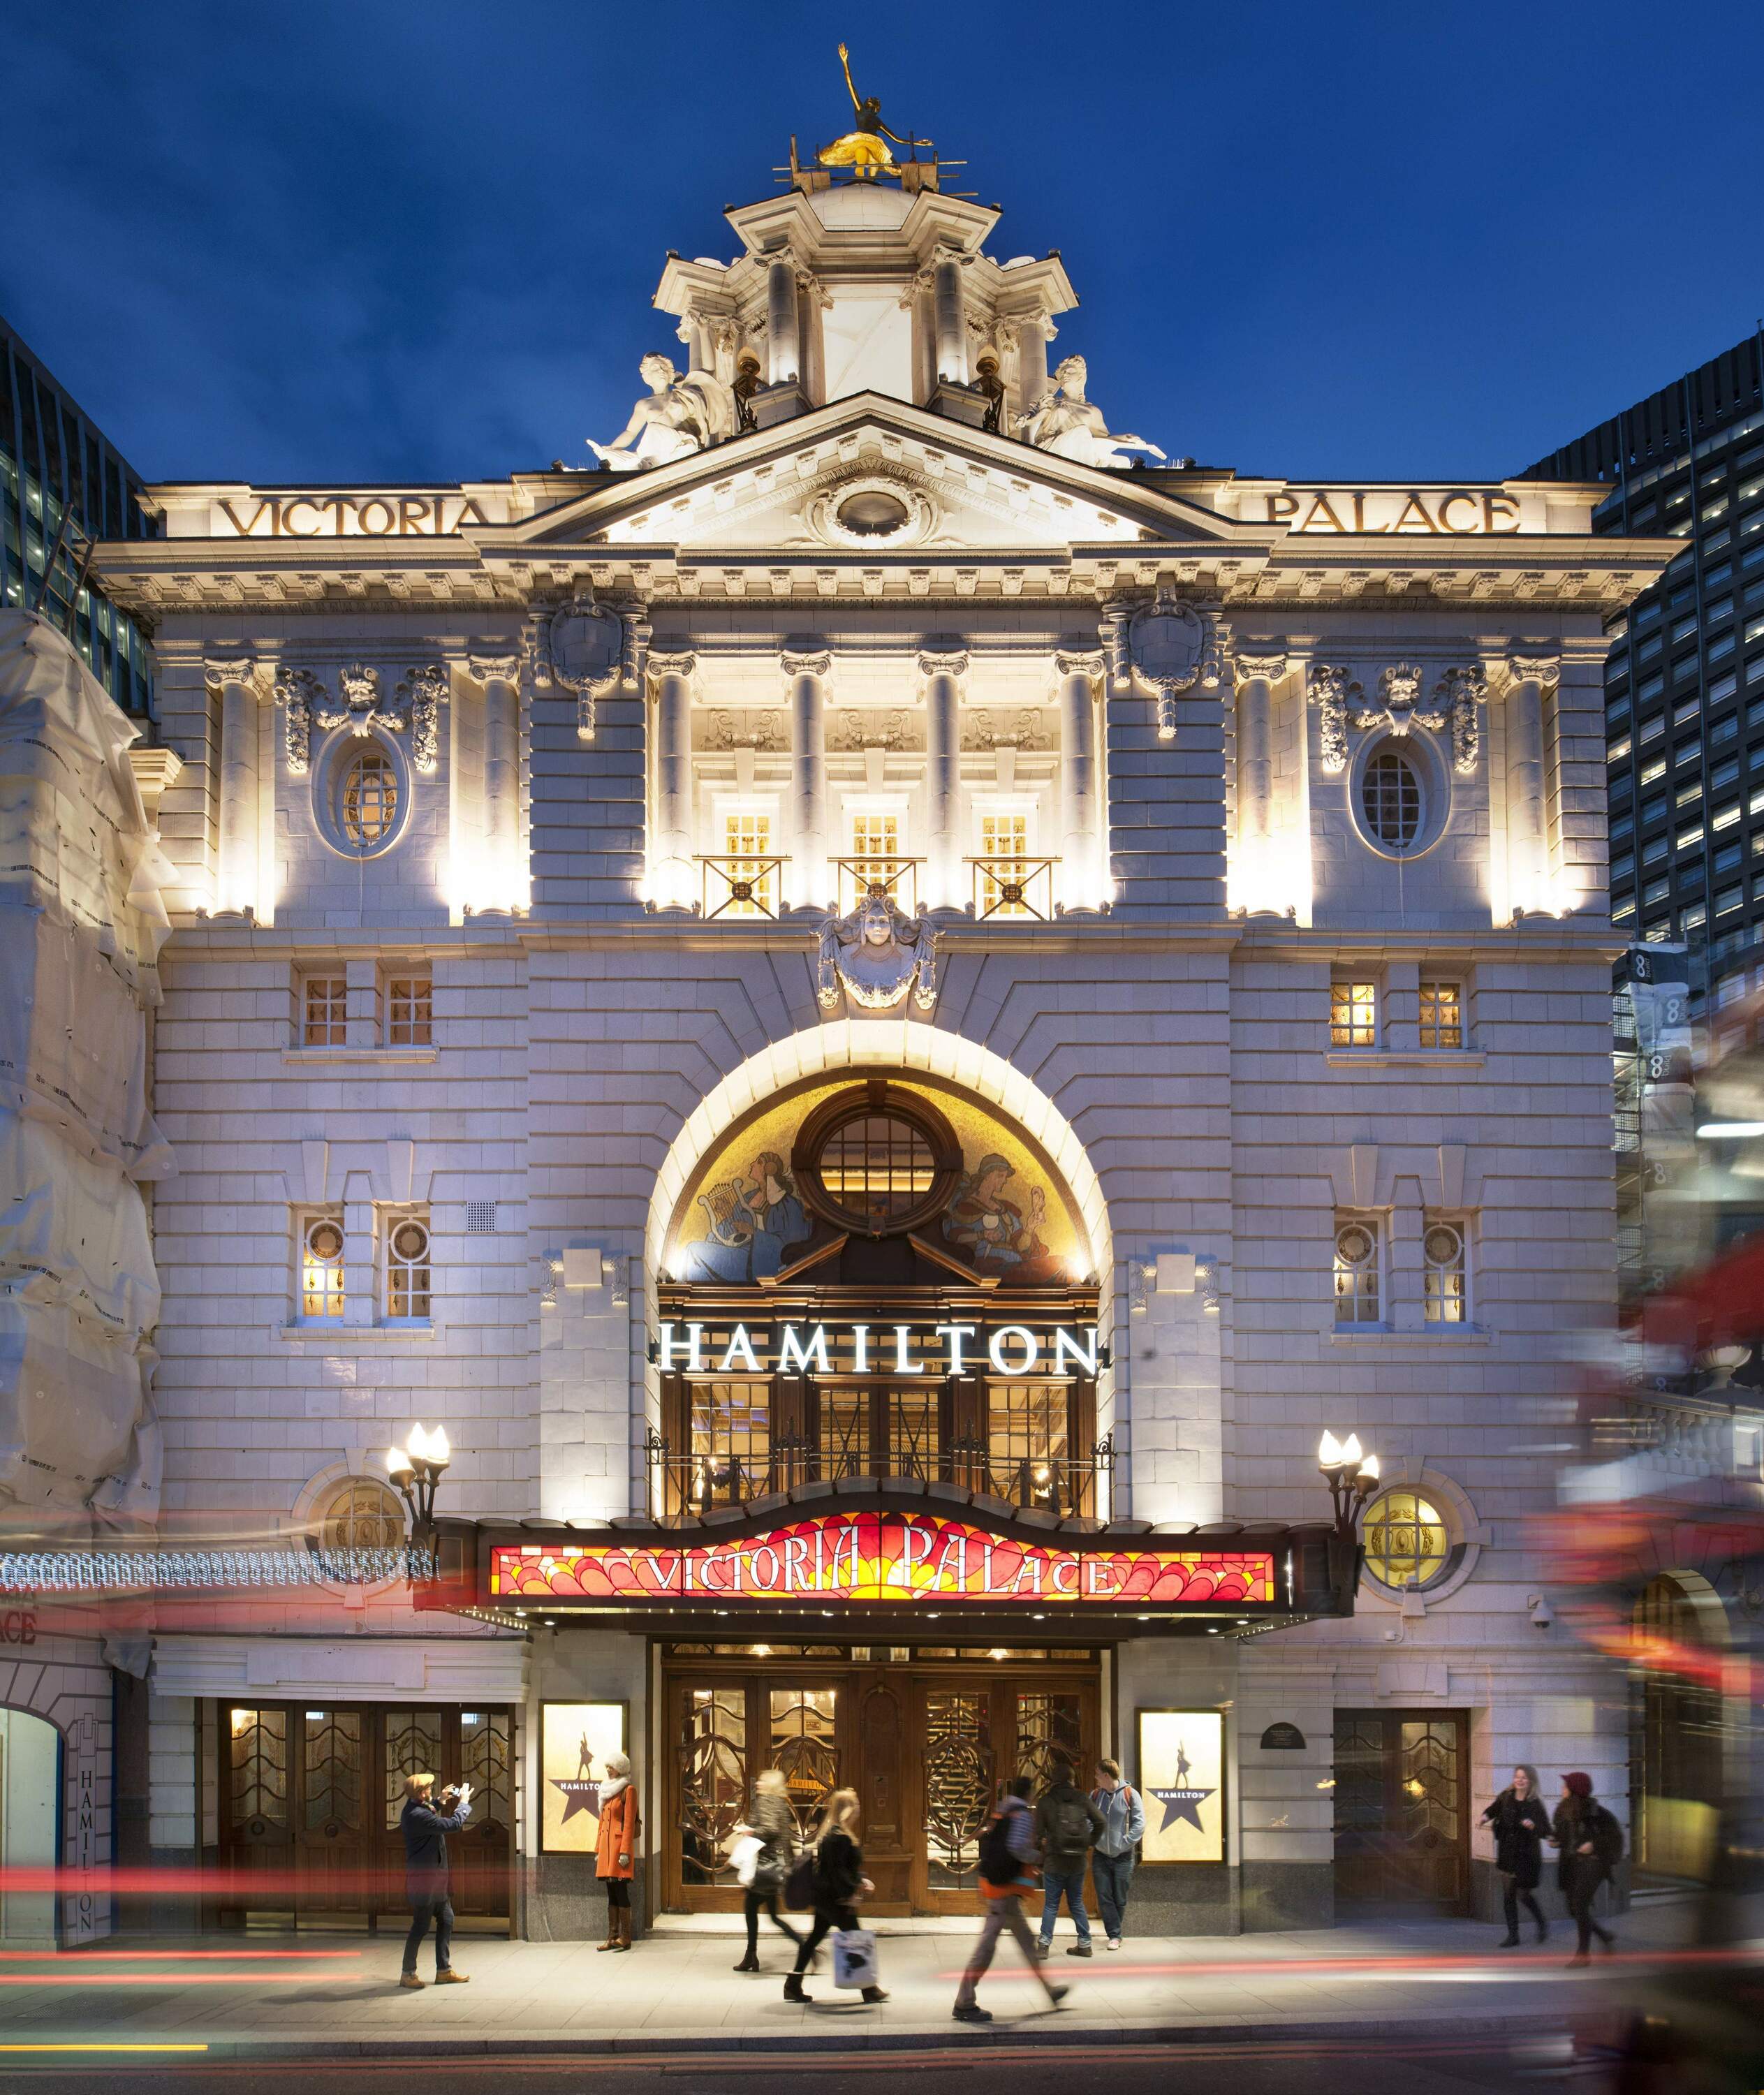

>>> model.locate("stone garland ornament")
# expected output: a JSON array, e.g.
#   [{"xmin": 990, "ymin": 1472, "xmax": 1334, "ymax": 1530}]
[
  {"xmin": 1316, "ymin": 661, "xmax": 1487, "ymax": 777},
  {"xmin": 272, "ymin": 667, "xmax": 325, "ymax": 776},
  {"xmin": 314, "ymin": 663, "xmax": 406, "ymax": 742},
  {"xmin": 700, "ymin": 709, "xmax": 786, "ymax": 752},
  {"xmin": 963, "ymin": 708, "xmax": 1054, "ymax": 753},
  {"xmin": 1437, "ymin": 664, "xmax": 1486, "ymax": 774},
  {"xmin": 814, "ymin": 890, "xmax": 939, "ymax": 1013},
  {"xmin": 397, "ymin": 665, "xmax": 450, "ymax": 775},
  {"xmin": 1309, "ymin": 664, "xmax": 1360, "ymax": 775},
  {"xmin": 535, "ymin": 591, "xmax": 645, "ymax": 742}
]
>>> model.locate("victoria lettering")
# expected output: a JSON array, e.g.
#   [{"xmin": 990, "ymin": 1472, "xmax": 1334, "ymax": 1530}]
[
  {"xmin": 654, "ymin": 1320, "xmax": 1100, "ymax": 1377},
  {"xmin": 1265, "ymin": 490, "xmax": 1524, "ymax": 534},
  {"xmin": 214, "ymin": 494, "xmax": 492, "ymax": 538}
]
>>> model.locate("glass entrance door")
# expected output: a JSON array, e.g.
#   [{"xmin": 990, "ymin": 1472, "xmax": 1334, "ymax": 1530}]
[{"xmin": 1332, "ymin": 1709, "xmax": 1470, "ymax": 1913}]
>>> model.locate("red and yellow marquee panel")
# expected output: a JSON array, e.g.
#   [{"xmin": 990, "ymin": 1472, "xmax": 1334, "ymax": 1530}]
[{"xmin": 489, "ymin": 1511, "xmax": 1275, "ymax": 1608}]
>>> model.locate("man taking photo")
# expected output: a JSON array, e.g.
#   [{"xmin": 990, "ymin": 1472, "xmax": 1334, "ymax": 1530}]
[{"xmin": 398, "ymin": 1771, "xmax": 473, "ymax": 1989}]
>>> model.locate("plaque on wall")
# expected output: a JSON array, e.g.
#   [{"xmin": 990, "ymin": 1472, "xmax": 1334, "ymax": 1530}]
[
  {"xmin": 540, "ymin": 1700, "xmax": 629, "ymax": 1854},
  {"xmin": 1137, "ymin": 1709, "xmax": 1225, "ymax": 1864},
  {"xmin": 1260, "ymin": 1721, "xmax": 1307, "ymax": 1751}
]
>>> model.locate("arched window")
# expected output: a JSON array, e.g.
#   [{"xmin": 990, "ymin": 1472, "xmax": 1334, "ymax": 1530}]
[
  {"xmin": 338, "ymin": 747, "xmax": 400, "ymax": 850},
  {"xmin": 318, "ymin": 1477, "xmax": 405, "ymax": 1552},
  {"xmin": 1360, "ymin": 748, "xmax": 1423, "ymax": 853},
  {"xmin": 1361, "ymin": 1490, "xmax": 1450, "ymax": 1589}
]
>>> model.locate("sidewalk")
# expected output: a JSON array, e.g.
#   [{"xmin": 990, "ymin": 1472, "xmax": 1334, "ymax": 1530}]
[{"xmin": 0, "ymin": 1907, "xmax": 1693, "ymax": 2059}]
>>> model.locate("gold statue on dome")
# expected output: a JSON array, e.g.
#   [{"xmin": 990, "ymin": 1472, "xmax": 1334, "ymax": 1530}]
[{"xmin": 817, "ymin": 43, "xmax": 925, "ymax": 179}]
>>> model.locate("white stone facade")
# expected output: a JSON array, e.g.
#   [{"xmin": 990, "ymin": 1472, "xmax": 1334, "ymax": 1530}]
[{"xmin": 80, "ymin": 159, "xmax": 1679, "ymax": 1933}]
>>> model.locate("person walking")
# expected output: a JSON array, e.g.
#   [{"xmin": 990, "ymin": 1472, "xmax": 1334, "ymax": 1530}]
[
  {"xmin": 953, "ymin": 1777, "xmax": 1071, "ymax": 2024},
  {"xmin": 1552, "ymin": 1771, "xmax": 1624, "ymax": 1966},
  {"xmin": 1089, "ymin": 1757, "xmax": 1145, "ymax": 1950},
  {"xmin": 1034, "ymin": 1751, "xmax": 1106, "ymax": 1958},
  {"xmin": 397, "ymin": 1772, "xmax": 472, "ymax": 1989},
  {"xmin": 1480, "ymin": 1763, "xmax": 1551, "ymax": 1948},
  {"xmin": 783, "ymin": 1788, "xmax": 887, "ymax": 2005},
  {"xmin": 734, "ymin": 1768, "xmax": 802, "ymax": 1973},
  {"xmin": 595, "ymin": 1751, "xmax": 640, "ymax": 1953}
]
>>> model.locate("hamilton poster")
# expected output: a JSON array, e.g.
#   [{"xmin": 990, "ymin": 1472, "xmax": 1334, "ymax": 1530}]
[
  {"xmin": 1137, "ymin": 1710, "xmax": 1225, "ymax": 1864},
  {"xmin": 540, "ymin": 1702, "xmax": 628, "ymax": 1854}
]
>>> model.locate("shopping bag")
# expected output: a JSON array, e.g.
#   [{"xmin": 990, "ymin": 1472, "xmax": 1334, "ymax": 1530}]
[
  {"xmin": 728, "ymin": 1833, "xmax": 762, "ymax": 1887},
  {"xmin": 831, "ymin": 1927, "xmax": 879, "ymax": 1990}
]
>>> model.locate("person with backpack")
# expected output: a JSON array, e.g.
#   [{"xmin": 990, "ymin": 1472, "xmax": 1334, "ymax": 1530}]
[
  {"xmin": 953, "ymin": 1777, "xmax": 1071, "ymax": 2023},
  {"xmin": 783, "ymin": 1788, "xmax": 887, "ymax": 2005},
  {"xmin": 733, "ymin": 1768, "xmax": 802, "ymax": 1973},
  {"xmin": 1551, "ymin": 1771, "xmax": 1624, "ymax": 1966},
  {"xmin": 1089, "ymin": 1757, "xmax": 1146, "ymax": 1950},
  {"xmin": 1034, "ymin": 1751, "xmax": 1107, "ymax": 1957}
]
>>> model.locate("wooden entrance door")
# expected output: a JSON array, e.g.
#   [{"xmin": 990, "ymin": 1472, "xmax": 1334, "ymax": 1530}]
[
  {"xmin": 663, "ymin": 1650, "xmax": 1098, "ymax": 1916},
  {"xmin": 1332, "ymin": 1708, "xmax": 1470, "ymax": 1913},
  {"xmin": 217, "ymin": 1701, "xmax": 513, "ymax": 1923}
]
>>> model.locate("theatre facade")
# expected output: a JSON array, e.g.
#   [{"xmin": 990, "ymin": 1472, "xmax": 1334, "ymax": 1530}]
[{"xmin": 78, "ymin": 121, "xmax": 1677, "ymax": 1938}]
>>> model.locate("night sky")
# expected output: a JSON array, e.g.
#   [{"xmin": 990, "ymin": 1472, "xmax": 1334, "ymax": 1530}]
[{"xmin": 8, "ymin": 1, "xmax": 1763, "ymax": 488}]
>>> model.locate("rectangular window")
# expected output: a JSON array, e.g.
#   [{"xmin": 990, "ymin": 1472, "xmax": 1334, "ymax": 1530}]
[
  {"xmin": 1423, "ymin": 1218, "xmax": 1468, "ymax": 1325},
  {"xmin": 1644, "ymin": 877, "xmax": 1670, "ymax": 904},
  {"xmin": 979, "ymin": 811, "xmax": 1031, "ymax": 918},
  {"xmin": 723, "ymin": 811, "xmax": 774, "ymax": 917},
  {"xmin": 1612, "ymin": 896, "xmax": 1636, "ymax": 920},
  {"xmin": 689, "ymin": 1380, "xmax": 771, "ymax": 1505},
  {"xmin": 851, "ymin": 810, "xmax": 899, "ymax": 876},
  {"xmin": 1717, "ymin": 886, "xmax": 1744, "ymax": 915},
  {"xmin": 1677, "ymin": 825, "xmax": 1705, "ymax": 853},
  {"xmin": 1330, "ymin": 979, "xmax": 1378, "ymax": 1049},
  {"xmin": 383, "ymin": 1211, "xmax": 432, "ymax": 1323},
  {"xmin": 1675, "ymin": 740, "xmax": 1702, "ymax": 767},
  {"xmin": 1681, "ymin": 904, "xmax": 1707, "ymax": 931},
  {"xmin": 1418, "ymin": 980, "xmax": 1463, "ymax": 1050},
  {"xmin": 1712, "ymin": 714, "xmax": 1739, "ymax": 744},
  {"xmin": 383, "ymin": 971, "xmax": 432, "ymax": 1048},
  {"xmin": 1714, "ymin": 803, "xmax": 1742, "ymax": 831},
  {"xmin": 1608, "ymin": 737, "xmax": 1632, "ymax": 764},
  {"xmin": 1675, "ymin": 698, "xmax": 1703, "ymax": 724},
  {"xmin": 1332, "ymin": 1216, "xmax": 1381, "ymax": 1326},
  {"xmin": 299, "ymin": 1212, "xmax": 346, "ymax": 1322},
  {"xmin": 300, "ymin": 973, "xmax": 348, "ymax": 1049},
  {"xmin": 1713, "ymin": 758, "xmax": 1741, "ymax": 790},
  {"xmin": 1640, "ymin": 757, "xmax": 1666, "ymax": 786},
  {"xmin": 1610, "ymin": 854, "xmax": 1635, "ymax": 884}
]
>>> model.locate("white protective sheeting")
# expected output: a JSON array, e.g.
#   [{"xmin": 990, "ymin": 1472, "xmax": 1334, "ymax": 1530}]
[{"xmin": 0, "ymin": 613, "xmax": 174, "ymax": 1524}]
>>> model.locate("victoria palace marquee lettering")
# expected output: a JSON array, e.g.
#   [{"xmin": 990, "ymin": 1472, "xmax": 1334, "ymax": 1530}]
[{"xmin": 492, "ymin": 1512, "xmax": 1276, "ymax": 1609}]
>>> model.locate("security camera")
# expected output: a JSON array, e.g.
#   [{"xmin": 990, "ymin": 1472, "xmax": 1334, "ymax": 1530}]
[{"xmin": 1527, "ymin": 1594, "xmax": 1553, "ymax": 1631}]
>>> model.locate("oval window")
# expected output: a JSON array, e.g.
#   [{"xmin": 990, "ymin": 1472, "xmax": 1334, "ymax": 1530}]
[
  {"xmin": 337, "ymin": 747, "xmax": 400, "ymax": 851},
  {"xmin": 1360, "ymin": 748, "xmax": 1422, "ymax": 852},
  {"xmin": 835, "ymin": 489, "xmax": 909, "ymax": 538}
]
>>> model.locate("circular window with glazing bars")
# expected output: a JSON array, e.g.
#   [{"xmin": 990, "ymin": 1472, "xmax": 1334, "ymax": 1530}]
[
  {"xmin": 793, "ymin": 1085, "xmax": 963, "ymax": 1240},
  {"xmin": 1360, "ymin": 1489, "xmax": 1453, "ymax": 1590}
]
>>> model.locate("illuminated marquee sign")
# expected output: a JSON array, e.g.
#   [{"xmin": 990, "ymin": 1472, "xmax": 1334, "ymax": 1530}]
[
  {"xmin": 653, "ymin": 1321, "xmax": 1101, "ymax": 1377},
  {"xmin": 490, "ymin": 1511, "xmax": 1274, "ymax": 1608},
  {"xmin": 213, "ymin": 493, "xmax": 493, "ymax": 538},
  {"xmin": 1265, "ymin": 489, "xmax": 1524, "ymax": 534}
]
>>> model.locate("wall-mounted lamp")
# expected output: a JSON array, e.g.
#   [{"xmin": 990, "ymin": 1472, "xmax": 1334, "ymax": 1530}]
[{"xmin": 386, "ymin": 1423, "xmax": 452, "ymax": 1572}]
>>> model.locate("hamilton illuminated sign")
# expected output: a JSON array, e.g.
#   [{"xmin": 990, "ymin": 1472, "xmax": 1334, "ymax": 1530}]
[{"xmin": 649, "ymin": 1320, "xmax": 1103, "ymax": 1377}]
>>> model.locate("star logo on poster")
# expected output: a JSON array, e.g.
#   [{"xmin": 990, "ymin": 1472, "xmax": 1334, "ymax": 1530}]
[
  {"xmin": 551, "ymin": 1777, "xmax": 603, "ymax": 1823},
  {"xmin": 1149, "ymin": 1782, "xmax": 1215, "ymax": 1834}
]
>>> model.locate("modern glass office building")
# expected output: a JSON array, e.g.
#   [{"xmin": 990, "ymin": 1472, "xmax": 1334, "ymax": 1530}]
[
  {"xmin": 1524, "ymin": 330, "xmax": 1764, "ymax": 1013},
  {"xmin": 0, "ymin": 318, "xmax": 156, "ymax": 717}
]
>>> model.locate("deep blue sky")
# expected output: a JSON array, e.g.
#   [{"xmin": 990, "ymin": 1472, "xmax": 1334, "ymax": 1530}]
[{"xmin": 8, "ymin": 1, "xmax": 1763, "ymax": 487}]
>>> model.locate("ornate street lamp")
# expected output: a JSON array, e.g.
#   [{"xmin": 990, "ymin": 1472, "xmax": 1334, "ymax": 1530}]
[
  {"xmin": 1318, "ymin": 1429, "xmax": 1380, "ymax": 1611},
  {"xmin": 386, "ymin": 1423, "xmax": 451, "ymax": 1570}
]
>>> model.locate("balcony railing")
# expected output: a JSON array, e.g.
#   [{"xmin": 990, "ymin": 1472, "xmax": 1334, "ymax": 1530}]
[
  {"xmin": 646, "ymin": 1429, "xmax": 1113, "ymax": 1524},
  {"xmin": 833, "ymin": 855, "xmax": 924, "ymax": 916},
  {"xmin": 698, "ymin": 854, "xmax": 789, "ymax": 920},
  {"xmin": 966, "ymin": 855, "xmax": 1059, "ymax": 922}
]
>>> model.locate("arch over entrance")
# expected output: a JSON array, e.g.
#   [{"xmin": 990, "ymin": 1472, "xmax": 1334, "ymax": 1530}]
[
  {"xmin": 0, "ymin": 1707, "xmax": 59, "ymax": 1941},
  {"xmin": 1634, "ymin": 1570, "xmax": 1727, "ymax": 1883}
]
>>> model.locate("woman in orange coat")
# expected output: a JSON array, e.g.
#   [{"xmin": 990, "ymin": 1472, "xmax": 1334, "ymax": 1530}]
[{"xmin": 595, "ymin": 1752, "xmax": 640, "ymax": 1953}]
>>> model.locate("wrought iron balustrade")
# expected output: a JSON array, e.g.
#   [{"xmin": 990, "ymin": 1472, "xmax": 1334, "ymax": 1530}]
[
  {"xmin": 697, "ymin": 853, "xmax": 790, "ymax": 920},
  {"xmin": 646, "ymin": 1428, "xmax": 1113, "ymax": 1522},
  {"xmin": 832, "ymin": 855, "xmax": 924, "ymax": 916},
  {"xmin": 966, "ymin": 855, "xmax": 1059, "ymax": 922}
]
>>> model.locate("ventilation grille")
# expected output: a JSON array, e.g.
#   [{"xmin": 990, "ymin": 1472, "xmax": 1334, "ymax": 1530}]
[{"xmin": 465, "ymin": 1201, "xmax": 498, "ymax": 1235}]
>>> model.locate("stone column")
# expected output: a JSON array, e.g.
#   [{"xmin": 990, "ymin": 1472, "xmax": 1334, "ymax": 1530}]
[
  {"xmin": 919, "ymin": 647, "xmax": 969, "ymax": 909},
  {"xmin": 205, "ymin": 657, "xmax": 260, "ymax": 918},
  {"xmin": 648, "ymin": 652, "xmax": 696, "ymax": 913},
  {"xmin": 932, "ymin": 252, "xmax": 969, "ymax": 385},
  {"xmin": 1008, "ymin": 315, "xmax": 1052, "ymax": 420},
  {"xmin": 1054, "ymin": 649, "xmax": 1105, "ymax": 911},
  {"xmin": 469, "ymin": 651, "xmax": 522, "ymax": 913},
  {"xmin": 782, "ymin": 647, "xmax": 832, "ymax": 912},
  {"xmin": 1503, "ymin": 652, "xmax": 1557, "ymax": 918},
  {"xmin": 766, "ymin": 258, "xmax": 800, "ymax": 386},
  {"xmin": 1233, "ymin": 647, "xmax": 1287, "ymax": 858}
]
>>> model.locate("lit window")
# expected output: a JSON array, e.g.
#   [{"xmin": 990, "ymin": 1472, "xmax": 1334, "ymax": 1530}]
[
  {"xmin": 980, "ymin": 811, "xmax": 1030, "ymax": 917},
  {"xmin": 723, "ymin": 811, "xmax": 773, "ymax": 916},
  {"xmin": 1423, "ymin": 1220, "xmax": 1467, "ymax": 1324},
  {"xmin": 688, "ymin": 1381, "xmax": 771, "ymax": 1507},
  {"xmin": 300, "ymin": 1214, "xmax": 346, "ymax": 1321},
  {"xmin": 302, "ymin": 974, "xmax": 347, "ymax": 1048},
  {"xmin": 1677, "ymin": 825, "xmax": 1705, "ymax": 853},
  {"xmin": 1360, "ymin": 749, "xmax": 1423, "ymax": 852},
  {"xmin": 1717, "ymin": 886, "xmax": 1744, "ymax": 915},
  {"xmin": 1418, "ymin": 981, "xmax": 1463, "ymax": 1050},
  {"xmin": 1362, "ymin": 1491, "xmax": 1450, "ymax": 1589},
  {"xmin": 384, "ymin": 1214, "xmax": 432, "ymax": 1322},
  {"xmin": 1640, "ymin": 757, "xmax": 1666, "ymax": 785},
  {"xmin": 1332, "ymin": 1217, "xmax": 1381, "ymax": 1325},
  {"xmin": 1607, "ymin": 737, "xmax": 1631, "ymax": 763},
  {"xmin": 384, "ymin": 971, "xmax": 432, "ymax": 1047},
  {"xmin": 339, "ymin": 749, "xmax": 399, "ymax": 848},
  {"xmin": 1330, "ymin": 980, "xmax": 1378, "ymax": 1049},
  {"xmin": 318, "ymin": 1478, "xmax": 404, "ymax": 1552},
  {"xmin": 1713, "ymin": 803, "xmax": 1742, "ymax": 831}
]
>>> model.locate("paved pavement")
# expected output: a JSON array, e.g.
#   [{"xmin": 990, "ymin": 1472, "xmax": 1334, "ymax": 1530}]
[{"xmin": 0, "ymin": 1905, "xmax": 1696, "ymax": 2060}]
